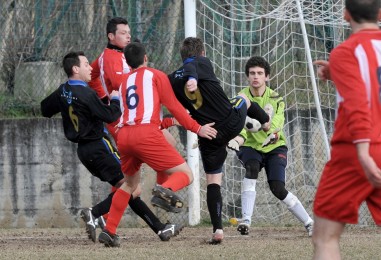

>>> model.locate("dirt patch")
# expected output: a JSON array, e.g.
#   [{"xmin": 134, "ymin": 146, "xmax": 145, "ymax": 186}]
[{"xmin": 0, "ymin": 226, "xmax": 380, "ymax": 259}]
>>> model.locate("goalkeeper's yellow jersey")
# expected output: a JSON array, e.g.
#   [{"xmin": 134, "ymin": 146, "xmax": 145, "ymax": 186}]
[{"xmin": 238, "ymin": 86, "xmax": 287, "ymax": 153}]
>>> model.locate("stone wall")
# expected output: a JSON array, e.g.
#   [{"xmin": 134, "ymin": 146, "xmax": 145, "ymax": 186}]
[{"xmin": 0, "ymin": 118, "xmax": 159, "ymax": 228}]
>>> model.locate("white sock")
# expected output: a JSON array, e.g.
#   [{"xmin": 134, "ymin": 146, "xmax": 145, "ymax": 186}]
[
  {"xmin": 241, "ymin": 178, "xmax": 257, "ymax": 224},
  {"xmin": 282, "ymin": 192, "xmax": 313, "ymax": 225}
]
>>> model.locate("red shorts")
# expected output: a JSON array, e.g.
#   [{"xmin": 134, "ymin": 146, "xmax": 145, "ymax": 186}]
[
  {"xmin": 313, "ymin": 144, "xmax": 381, "ymax": 225},
  {"xmin": 117, "ymin": 124, "xmax": 185, "ymax": 176}
]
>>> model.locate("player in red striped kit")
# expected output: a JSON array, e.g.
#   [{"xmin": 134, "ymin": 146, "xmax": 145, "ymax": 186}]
[
  {"xmin": 313, "ymin": 0, "xmax": 381, "ymax": 259},
  {"xmin": 97, "ymin": 42, "xmax": 217, "ymax": 247}
]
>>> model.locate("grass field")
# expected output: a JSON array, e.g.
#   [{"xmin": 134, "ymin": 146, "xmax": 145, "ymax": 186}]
[{"xmin": 0, "ymin": 226, "xmax": 380, "ymax": 259}]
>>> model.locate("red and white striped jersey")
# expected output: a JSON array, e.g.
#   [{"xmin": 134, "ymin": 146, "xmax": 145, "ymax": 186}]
[
  {"xmin": 330, "ymin": 29, "xmax": 381, "ymax": 145},
  {"xmin": 118, "ymin": 67, "xmax": 201, "ymax": 133},
  {"xmin": 88, "ymin": 47, "xmax": 130, "ymax": 99}
]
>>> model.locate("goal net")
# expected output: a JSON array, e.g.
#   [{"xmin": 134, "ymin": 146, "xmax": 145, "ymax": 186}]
[{"xmin": 194, "ymin": 0, "xmax": 374, "ymax": 227}]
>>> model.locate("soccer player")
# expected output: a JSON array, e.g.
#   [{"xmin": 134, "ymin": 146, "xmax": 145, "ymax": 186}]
[
  {"xmin": 228, "ymin": 56, "xmax": 314, "ymax": 236},
  {"xmin": 312, "ymin": 1, "xmax": 381, "ymax": 259},
  {"xmin": 167, "ymin": 37, "xmax": 270, "ymax": 244},
  {"xmin": 97, "ymin": 42, "xmax": 218, "ymax": 247},
  {"xmin": 41, "ymin": 51, "xmax": 181, "ymax": 243}
]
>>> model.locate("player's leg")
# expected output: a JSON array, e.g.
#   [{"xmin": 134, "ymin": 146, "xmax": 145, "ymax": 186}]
[
  {"xmin": 205, "ymin": 172, "xmax": 224, "ymax": 244},
  {"xmin": 312, "ymin": 216, "xmax": 345, "ymax": 260},
  {"xmin": 236, "ymin": 93, "xmax": 270, "ymax": 124},
  {"xmin": 99, "ymin": 173, "xmax": 138, "ymax": 247},
  {"xmin": 236, "ymin": 146, "xmax": 263, "ymax": 235},
  {"xmin": 265, "ymin": 146, "xmax": 313, "ymax": 235},
  {"xmin": 77, "ymin": 137, "xmax": 125, "ymax": 242},
  {"xmin": 199, "ymin": 139, "xmax": 226, "ymax": 244}
]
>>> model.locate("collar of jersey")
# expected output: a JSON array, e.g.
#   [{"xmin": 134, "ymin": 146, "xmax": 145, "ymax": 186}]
[
  {"xmin": 68, "ymin": 79, "xmax": 88, "ymax": 87},
  {"xmin": 183, "ymin": 56, "xmax": 196, "ymax": 65},
  {"xmin": 107, "ymin": 43, "xmax": 123, "ymax": 52}
]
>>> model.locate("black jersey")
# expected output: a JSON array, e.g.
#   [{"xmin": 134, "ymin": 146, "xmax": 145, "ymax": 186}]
[
  {"xmin": 41, "ymin": 79, "xmax": 121, "ymax": 143},
  {"xmin": 168, "ymin": 56, "xmax": 233, "ymax": 126}
]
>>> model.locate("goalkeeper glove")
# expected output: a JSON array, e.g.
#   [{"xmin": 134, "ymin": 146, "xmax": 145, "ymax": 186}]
[
  {"xmin": 227, "ymin": 139, "xmax": 240, "ymax": 152},
  {"xmin": 262, "ymin": 128, "xmax": 281, "ymax": 147}
]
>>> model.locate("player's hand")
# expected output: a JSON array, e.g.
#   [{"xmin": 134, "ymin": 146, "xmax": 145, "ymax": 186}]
[
  {"xmin": 227, "ymin": 139, "xmax": 240, "ymax": 152},
  {"xmin": 313, "ymin": 60, "xmax": 330, "ymax": 81},
  {"xmin": 262, "ymin": 128, "xmax": 281, "ymax": 147},
  {"xmin": 109, "ymin": 90, "xmax": 119, "ymax": 99},
  {"xmin": 357, "ymin": 143, "xmax": 381, "ymax": 188},
  {"xmin": 186, "ymin": 78, "xmax": 198, "ymax": 92},
  {"xmin": 198, "ymin": 122, "xmax": 217, "ymax": 140}
]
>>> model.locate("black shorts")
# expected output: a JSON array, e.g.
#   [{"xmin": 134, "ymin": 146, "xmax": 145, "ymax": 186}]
[
  {"xmin": 77, "ymin": 136, "xmax": 124, "ymax": 186},
  {"xmin": 238, "ymin": 146, "xmax": 288, "ymax": 182},
  {"xmin": 199, "ymin": 103, "xmax": 247, "ymax": 173}
]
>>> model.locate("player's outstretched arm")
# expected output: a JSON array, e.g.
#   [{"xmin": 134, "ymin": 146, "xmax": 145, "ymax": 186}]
[{"xmin": 197, "ymin": 122, "xmax": 217, "ymax": 140}]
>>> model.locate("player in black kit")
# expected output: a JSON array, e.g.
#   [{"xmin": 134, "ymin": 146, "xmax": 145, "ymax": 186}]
[
  {"xmin": 41, "ymin": 51, "xmax": 182, "ymax": 245},
  {"xmin": 168, "ymin": 37, "xmax": 270, "ymax": 244}
]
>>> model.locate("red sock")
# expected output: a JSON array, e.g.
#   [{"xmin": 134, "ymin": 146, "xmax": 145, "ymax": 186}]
[
  {"xmin": 111, "ymin": 186, "xmax": 117, "ymax": 193},
  {"xmin": 102, "ymin": 213, "xmax": 109, "ymax": 220},
  {"xmin": 105, "ymin": 189, "xmax": 131, "ymax": 235},
  {"xmin": 161, "ymin": 172, "xmax": 190, "ymax": 192},
  {"xmin": 156, "ymin": 171, "xmax": 168, "ymax": 185}
]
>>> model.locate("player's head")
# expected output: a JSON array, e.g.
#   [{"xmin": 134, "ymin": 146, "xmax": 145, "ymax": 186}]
[
  {"xmin": 180, "ymin": 37, "xmax": 205, "ymax": 61},
  {"xmin": 63, "ymin": 51, "xmax": 92, "ymax": 82},
  {"xmin": 124, "ymin": 42, "xmax": 147, "ymax": 69},
  {"xmin": 245, "ymin": 56, "xmax": 270, "ymax": 89},
  {"xmin": 345, "ymin": 0, "xmax": 380, "ymax": 23},
  {"xmin": 245, "ymin": 56, "xmax": 270, "ymax": 77},
  {"xmin": 106, "ymin": 17, "xmax": 131, "ymax": 48}
]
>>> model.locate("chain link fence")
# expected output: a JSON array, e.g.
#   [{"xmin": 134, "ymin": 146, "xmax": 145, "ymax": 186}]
[{"xmin": 0, "ymin": 0, "xmax": 184, "ymax": 117}]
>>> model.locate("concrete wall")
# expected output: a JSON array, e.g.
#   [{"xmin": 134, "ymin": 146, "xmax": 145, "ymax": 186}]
[{"xmin": 0, "ymin": 118, "xmax": 158, "ymax": 228}]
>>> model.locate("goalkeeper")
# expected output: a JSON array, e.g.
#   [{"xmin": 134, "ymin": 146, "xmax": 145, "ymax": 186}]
[{"xmin": 228, "ymin": 56, "xmax": 313, "ymax": 236}]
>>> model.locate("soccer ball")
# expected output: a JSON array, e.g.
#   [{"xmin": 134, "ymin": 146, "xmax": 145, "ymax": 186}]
[{"xmin": 244, "ymin": 116, "xmax": 262, "ymax": 133}]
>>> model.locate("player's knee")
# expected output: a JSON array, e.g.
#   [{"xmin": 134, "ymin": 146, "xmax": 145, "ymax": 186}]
[
  {"xmin": 268, "ymin": 180, "xmax": 288, "ymax": 200},
  {"xmin": 245, "ymin": 160, "xmax": 260, "ymax": 179},
  {"xmin": 132, "ymin": 183, "xmax": 142, "ymax": 197}
]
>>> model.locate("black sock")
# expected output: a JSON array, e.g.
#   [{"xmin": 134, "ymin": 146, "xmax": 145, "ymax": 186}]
[
  {"xmin": 247, "ymin": 101, "xmax": 269, "ymax": 124},
  {"xmin": 91, "ymin": 192, "xmax": 115, "ymax": 218},
  {"xmin": 207, "ymin": 184, "xmax": 223, "ymax": 232},
  {"xmin": 129, "ymin": 196, "xmax": 165, "ymax": 233}
]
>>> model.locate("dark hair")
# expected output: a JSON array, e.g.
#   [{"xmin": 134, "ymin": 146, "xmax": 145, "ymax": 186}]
[
  {"xmin": 124, "ymin": 42, "xmax": 146, "ymax": 69},
  {"xmin": 106, "ymin": 17, "xmax": 128, "ymax": 37},
  {"xmin": 62, "ymin": 51, "xmax": 85, "ymax": 77},
  {"xmin": 345, "ymin": 0, "xmax": 380, "ymax": 23},
  {"xmin": 245, "ymin": 56, "xmax": 270, "ymax": 77},
  {"xmin": 180, "ymin": 37, "xmax": 204, "ymax": 61}
]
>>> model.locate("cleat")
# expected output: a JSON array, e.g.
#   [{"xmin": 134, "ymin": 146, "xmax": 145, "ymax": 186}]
[
  {"xmin": 208, "ymin": 229, "xmax": 224, "ymax": 245},
  {"xmin": 151, "ymin": 196, "xmax": 183, "ymax": 213},
  {"xmin": 237, "ymin": 219, "xmax": 250, "ymax": 235},
  {"xmin": 98, "ymin": 230, "xmax": 120, "ymax": 247},
  {"xmin": 97, "ymin": 215, "xmax": 106, "ymax": 230},
  {"xmin": 80, "ymin": 208, "xmax": 97, "ymax": 242},
  {"xmin": 157, "ymin": 223, "xmax": 184, "ymax": 241},
  {"xmin": 152, "ymin": 184, "xmax": 184, "ymax": 211},
  {"xmin": 305, "ymin": 221, "xmax": 314, "ymax": 237}
]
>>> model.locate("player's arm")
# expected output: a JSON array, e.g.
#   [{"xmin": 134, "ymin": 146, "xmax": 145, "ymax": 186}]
[
  {"xmin": 267, "ymin": 97, "xmax": 285, "ymax": 133},
  {"xmin": 356, "ymin": 142, "xmax": 381, "ymax": 188},
  {"xmin": 40, "ymin": 89, "xmax": 60, "ymax": 118},
  {"xmin": 88, "ymin": 90, "xmax": 121, "ymax": 123},
  {"xmin": 157, "ymin": 72, "xmax": 217, "ymax": 139},
  {"xmin": 88, "ymin": 58, "xmax": 108, "ymax": 101},
  {"xmin": 160, "ymin": 117, "xmax": 178, "ymax": 129}
]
